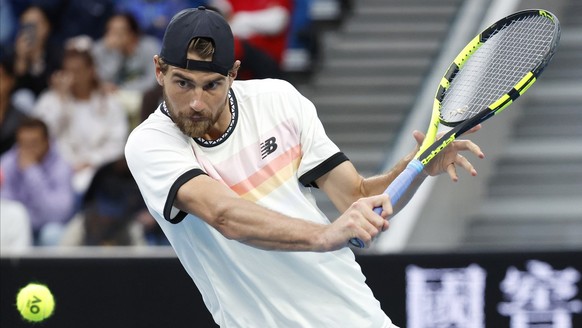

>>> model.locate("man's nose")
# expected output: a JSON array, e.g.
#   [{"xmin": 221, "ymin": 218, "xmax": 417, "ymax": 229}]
[{"xmin": 190, "ymin": 90, "xmax": 204, "ymax": 111}]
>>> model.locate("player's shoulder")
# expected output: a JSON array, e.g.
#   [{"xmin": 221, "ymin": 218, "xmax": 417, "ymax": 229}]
[
  {"xmin": 232, "ymin": 78, "xmax": 299, "ymax": 97},
  {"xmin": 127, "ymin": 109, "xmax": 186, "ymax": 147}
]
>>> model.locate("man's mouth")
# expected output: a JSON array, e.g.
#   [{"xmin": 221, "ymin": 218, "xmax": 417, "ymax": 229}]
[{"xmin": 189, "ymin": 115, "xmax": 207, "ymax": 122}]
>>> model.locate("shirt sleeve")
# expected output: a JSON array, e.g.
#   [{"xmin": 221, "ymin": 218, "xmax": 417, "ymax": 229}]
[
  {"xmin": 292, "ymin": 86, "xmax": 348, "ymax": 188},
  {"xmin": 125, "ymin": 116, "xmax": 206, "ymax": 223}
]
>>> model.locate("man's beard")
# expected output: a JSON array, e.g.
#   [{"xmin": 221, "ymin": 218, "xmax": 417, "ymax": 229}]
[{"xmin": 163, "ymin": 93, "xmax": 213, "ymax": 138}]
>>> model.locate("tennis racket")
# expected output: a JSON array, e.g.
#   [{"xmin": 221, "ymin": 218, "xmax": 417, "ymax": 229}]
[{"xmin": 349, "ymin": 9, "xmax": 561, "ymax": 248}]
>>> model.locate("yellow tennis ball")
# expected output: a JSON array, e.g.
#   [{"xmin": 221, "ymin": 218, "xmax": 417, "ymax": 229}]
[{"xmin": 16, "ymin": 283, "xmax": 55, "ymax": 322}]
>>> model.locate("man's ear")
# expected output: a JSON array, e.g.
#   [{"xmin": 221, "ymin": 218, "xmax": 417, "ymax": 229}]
[
  {"xmin": 228, "ymin": 60, "xmax": 241, "ymax": 82},
  {"xmin": 153, "ymin": 55, "xmax": 164, "ymax": 86}
]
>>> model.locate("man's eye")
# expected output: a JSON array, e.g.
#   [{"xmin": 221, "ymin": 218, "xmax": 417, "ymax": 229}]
[
  {"xmin": 204, "ymin": 81, "xmax": 219, "ymax": 90},
  {"xmin": 177, "ymin": 80, "xmax": 189, "ymax": 88}
]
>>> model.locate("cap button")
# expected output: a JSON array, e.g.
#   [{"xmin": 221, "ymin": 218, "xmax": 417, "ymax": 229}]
[{"xmin": 197, "ymin": 6, "xmax": 206, "ymax": 10}]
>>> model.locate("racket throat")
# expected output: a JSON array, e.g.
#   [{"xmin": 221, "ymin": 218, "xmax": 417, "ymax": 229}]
[{"xmin": 421, "ymin": 134, "xmax": 456, "ymax": 166}]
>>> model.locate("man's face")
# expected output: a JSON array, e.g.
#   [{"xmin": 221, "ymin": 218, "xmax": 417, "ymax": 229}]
[
  {"xmin": 63, "ymin": 54, "xmax": 94, "ymax": 89},
  {"xmin": 104, "ymin": 16, "xmax": 132, "ymax": 51},
  {"xmin": 156, "ymin": 56, "xmax": 235, "ymax": 140},
  {"xmin": 17, "ymin": 127, "xmax": 49, "ymax": 161},
  {"xmin": 19, "ymin": 7, "xmax": 50, "ymax": 46}
]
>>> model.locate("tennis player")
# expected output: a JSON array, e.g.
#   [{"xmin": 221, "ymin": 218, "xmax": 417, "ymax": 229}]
[{"xmin": 125, "ymin": 7, "xmax": 484, "ymax": 327}]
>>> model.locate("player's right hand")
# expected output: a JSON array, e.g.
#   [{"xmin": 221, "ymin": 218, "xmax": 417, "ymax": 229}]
[{"xmin": 322, "ymin": 194, "xmax": 391, "ymax": 250}]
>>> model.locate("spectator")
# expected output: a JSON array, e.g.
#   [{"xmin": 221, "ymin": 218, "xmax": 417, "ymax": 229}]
[
  {"xmin": 115, "ymin": 0, "xmax": 206, "ymax": 40},
  {"xmin": 0, "ymin": 57, "xmax": 30, "ymax": 155},
  {"xmin": 60, "ymin": 157, "xmax": 154, "ymax": 246},
  {"xmin": 92, "ymin": 12, "xmax": 161, "ymax": 125},
  {"xmin": 32, "ymin": 37, "xmax": 128, "ymax": 195},
  {"xmin": 0, "ymin": 118, "xmax": 75, "ymax": 246},
  {"xmin": 92, "ymin": 12, "xmax": 160, "ymax": 92},
  {"xmin": 0, "ymin": 198, "xmax": 33, "ymax": 251},
  {"xmin": 10, "ymin": 5, "xmax": 62, "ymax": 99},
  {"xmin": 46, "ymin": 0, "xmax": 115, "ymax": 43},
  {"xmin": 212, "ymin": 0, "xmax": 292, "ymax": 79},
  {"xmin": 83, "ymin": 157, "xmax": 142, "ymax": 246},
  {"xmin": 0, "ymin": 167, "xmax": 33, "ymax": 251}
]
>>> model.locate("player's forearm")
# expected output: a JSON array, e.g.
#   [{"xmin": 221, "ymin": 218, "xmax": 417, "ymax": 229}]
[
  {"xmin": 188, "ymin": 195, "xmax": 329, "ymax": 251},
  {"xmin": 359, "ymin": 148, "xmax": 429, "ymax": 215},
  {"xmin": 221, "ymin": 206, "xmax": 330, "ymax": 251},
  {"xmin": 360, "ymin": 148, "xmax": 416, "ymax": 198}
]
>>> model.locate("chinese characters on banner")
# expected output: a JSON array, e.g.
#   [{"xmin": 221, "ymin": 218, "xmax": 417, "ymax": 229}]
[
  {"xmin": 498, "ymin": 260, "xmax": 582, "ymax": 328},
  {"xmin": 406, "ymin": 260, "xmax": 582, "ymax": 328},
  {"xmin": 407, "ymin": 264, "xmax": 486, "ymax": 328}
]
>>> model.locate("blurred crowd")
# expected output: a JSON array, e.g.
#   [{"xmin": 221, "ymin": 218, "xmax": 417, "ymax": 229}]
[{"xmin": 0, "ymin": 0, "xmax": 316, "ymax": 250}]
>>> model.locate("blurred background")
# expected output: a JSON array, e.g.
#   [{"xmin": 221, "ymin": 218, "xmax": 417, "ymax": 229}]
[{"xmin": 1, "ymin": 0, "xmax": 581, "ymax": 327}]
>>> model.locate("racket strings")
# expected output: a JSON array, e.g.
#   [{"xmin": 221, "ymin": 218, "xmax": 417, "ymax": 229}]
[{"xmin": 440, "ymin": 14, "xmax": 558, "ymax": 123}]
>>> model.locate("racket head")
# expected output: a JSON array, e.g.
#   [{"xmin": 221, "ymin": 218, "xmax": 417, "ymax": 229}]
[
  {"xmin": 349, "ymin": 9, "xmax": 560, "ymax": 249},
  {"xmin": 436, "ymin": 9, "xmax": 560, "ymax": 128}
]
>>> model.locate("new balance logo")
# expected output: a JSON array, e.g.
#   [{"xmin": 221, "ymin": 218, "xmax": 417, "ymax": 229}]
[{"xmin": 260, "ymin": 137, "xmax": 278, "ymax": 159}]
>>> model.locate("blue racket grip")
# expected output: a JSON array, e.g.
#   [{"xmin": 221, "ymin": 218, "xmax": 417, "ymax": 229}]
[{"xmin": 348, "ymin": 159, "xmax": 424, "ymax": 248}]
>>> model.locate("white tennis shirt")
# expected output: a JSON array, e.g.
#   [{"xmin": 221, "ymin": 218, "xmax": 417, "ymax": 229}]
[{"xmin": 125, "ymin": 79, "xmax": 395, "ymax": 327}]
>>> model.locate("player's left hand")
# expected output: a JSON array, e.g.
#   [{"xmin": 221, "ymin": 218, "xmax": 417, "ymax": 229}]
[{"xmin": 415, "ymin": 125, "xmax": 485, "ymax": 181}]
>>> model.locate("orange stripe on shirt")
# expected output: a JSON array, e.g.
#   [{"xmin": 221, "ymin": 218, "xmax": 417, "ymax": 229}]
[
  {"xmin": 239, "ymin": 157, "xmax": 302, "ymax": 202},
  {"xmin": 230, "ymin": 144, "xmax": 301, "ymax": 196}
]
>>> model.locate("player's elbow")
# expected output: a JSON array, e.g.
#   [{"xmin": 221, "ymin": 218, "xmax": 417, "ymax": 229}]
[
  {"xmin": 214, "ymin": 216, "xmax": 239, "ymax": 240},
  {"xmin": 211, "ymin": 204, "xmax": 244, "ymax": 241}
]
